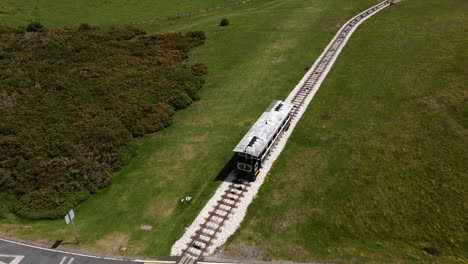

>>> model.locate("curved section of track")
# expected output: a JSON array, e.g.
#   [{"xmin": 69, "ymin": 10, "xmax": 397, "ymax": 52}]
[
  {"xmin": 173, "ymin": 1, "xmax": 393, "ymax": 262},
  {"xmin": 287, "ymin": 0, "xmax": 391, "ymax": 115}
]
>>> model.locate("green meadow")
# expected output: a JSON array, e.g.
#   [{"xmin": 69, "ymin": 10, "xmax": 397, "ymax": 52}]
[
  {"xmin": 0, "ymin": 0, "xmax": 379, "ymax": 257},
  {"xmin": 224, "ymin": 0, "xmax": 468, "ymax": 262},
  {"xmin": 1, "ymin": 0, "xmax": 466, "ymax": 262},
  {"xmin": 0, "ymin": 0, "xmax": 236, "ymax": 27}
]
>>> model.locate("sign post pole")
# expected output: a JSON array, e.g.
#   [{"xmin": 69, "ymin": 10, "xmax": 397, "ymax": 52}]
[
  {"xmin": 65, "ymin": 209, "xmax": 79, "ymax": 244},
  {"xmin": 70, "ymin": 216, "xmax": 79, "ymax": 244}
]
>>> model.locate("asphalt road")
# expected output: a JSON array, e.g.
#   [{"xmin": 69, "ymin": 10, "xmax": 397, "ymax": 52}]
[{"xmin": 0, "ymin": 238, "xmax": 142, "ymax": 264}]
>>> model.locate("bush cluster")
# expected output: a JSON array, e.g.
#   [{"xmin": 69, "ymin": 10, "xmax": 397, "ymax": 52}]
[
  {"xmin": 220, "ymin": 18, "xmax": 230, "ymax": 27},
  {"xmin": 0, "ymin": 24, "xmax": 207, "ymax": 219},
  {"xmin": 25, "ymin": 21, "xmax": 44, "ymax": 32}
]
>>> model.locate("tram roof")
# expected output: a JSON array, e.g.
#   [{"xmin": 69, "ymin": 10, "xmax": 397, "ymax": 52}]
[{"xmin": 233, "ymin": 100, "xmax": 293, "ymax": 157}]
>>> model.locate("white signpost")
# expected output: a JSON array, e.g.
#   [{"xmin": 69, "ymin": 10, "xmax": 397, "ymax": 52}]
[{"xmin": 64, "ymin": 209, "xmax": 79, "ymax": 244}]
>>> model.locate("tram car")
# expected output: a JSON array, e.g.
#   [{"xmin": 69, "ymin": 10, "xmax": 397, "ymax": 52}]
[{"xmin": 233, "ymin": 100, "xmax": 293, "ymax": 180}]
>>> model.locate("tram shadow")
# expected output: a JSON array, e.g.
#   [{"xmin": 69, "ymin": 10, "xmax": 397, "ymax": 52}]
[{"xmin": 213, "ymin": 155, "xmax": 237, "ymax": 182}]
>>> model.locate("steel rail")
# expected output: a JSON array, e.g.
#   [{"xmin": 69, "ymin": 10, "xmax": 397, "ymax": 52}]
[{"xmin": 177, "ymin": 179, "xmax": 250, "ymax": 264}]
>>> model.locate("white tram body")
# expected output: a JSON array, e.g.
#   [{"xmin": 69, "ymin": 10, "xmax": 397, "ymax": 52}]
[{"xmin": 233, "ymin": 100, "xmax": 293, "ymax": 180}]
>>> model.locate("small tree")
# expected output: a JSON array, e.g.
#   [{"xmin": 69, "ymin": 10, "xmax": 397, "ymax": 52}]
[
  {"xmin": 26, "ymin": 21, "xmax": 44, "ymax": 32},
  {"xmin": 219, "ymin": 18, "xmax": 230, "ymax": 27}
]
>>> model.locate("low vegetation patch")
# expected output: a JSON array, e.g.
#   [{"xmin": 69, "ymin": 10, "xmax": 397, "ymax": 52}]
[
  {"xmin": 219, "ymin": 18, "xmax": 230, "ymax": 27},
  {"xmin": 0, "ymin": 24, "xmax": 206, "ymax": 219}
]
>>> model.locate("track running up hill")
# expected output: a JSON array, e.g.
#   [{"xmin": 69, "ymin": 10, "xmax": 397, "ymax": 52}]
[{"xmin": 172, "ymin": 1, "xmax": 395, "ymax": 263}]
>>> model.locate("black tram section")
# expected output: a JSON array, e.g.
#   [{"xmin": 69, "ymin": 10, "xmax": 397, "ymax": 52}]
[{"xmin": 233, "ymin": 100, "xmax": 293, "ymax": 181}]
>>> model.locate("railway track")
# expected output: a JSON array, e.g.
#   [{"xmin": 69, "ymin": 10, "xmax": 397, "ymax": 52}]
[
  {"xmin": 177, "ymin": 178, "xmax": 251, "ymax": 264},
  {"xmin": 289, "ymin": 0, "xmax": 392, "ymax": 117},
  {"xmin": 174, "ymin": 1, "xmax": 393, "ymax": 263}
]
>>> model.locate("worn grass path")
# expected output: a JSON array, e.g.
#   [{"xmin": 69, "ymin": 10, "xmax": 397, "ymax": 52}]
[
  {"xmin": 223, "ymin": 0, "xmax": 468, "ymax": 263},
  {"xmin": 0, "ymin": 0, "xmax": 378, "ymax": 258}
]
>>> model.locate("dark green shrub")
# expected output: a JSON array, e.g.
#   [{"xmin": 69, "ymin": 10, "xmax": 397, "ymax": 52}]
[
  {"xmin": 423, "ymin": 245, "xmax": 443, "ymax": 256},
  {"xmin": 78, "ymin": 23, "xmax": 92, "ymax": 31},
  {"xmin": 26, "ymin": 21, "xmax": 44, "ymax": 32},
  {"xmin": 109, "ymin": 25, "xmax": 146, "ymax": 40},
  {"xmin": 0, "ymin": 192, "xmax": 16, "ymax": 219},
  {"xmin": 134, "ymin": 105, "xmax": 174, "ymax": 136},
  {"xmin": 0, "ymin": 204, "xmax": 9, "ymax": 219},
  {"xmin": 15, "ymin": 188, "xmax": 72, "ymax": 219},
  {"xmin": 0, "ymin": 25, "xmax": 207, "ymax": 219},
  {"xmin": 14, "ymin": 189, "xmax": 90, "ymax": 220},
  {"xmin": 181, "ymin": 81, "xmax": 201, "ymax": 101},
  {"xmin": 191, "ymin": 63, "xmax": 208, "ymax": 76},
  {"xmin": 186, "ymin": 31, "xmax": 206, "ymax": 46},
  {"xmin": 0, "ymin": 49, "xmax": 10, "ymax": 60},
  {"xmin": 220, "ymin": 18, "xmax": 230, "ymax": 27},
  {"xmin": 167, "ymin": 89, "xmax": 193, "ymax": 110},
  {"xmin": 172, "ymin": 73, "xmax": 205, "ymax": 101}
]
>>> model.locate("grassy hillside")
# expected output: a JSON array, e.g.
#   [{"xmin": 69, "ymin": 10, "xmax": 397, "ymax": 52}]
[
  {"xmin": 224, "ymin": 0, "xmax": 468, "ymax": 263},
  {"xmin": 0, "ymin": 0, "xmax": 237, "ymax": 27},
  {"xmin": 0, "ymin": 0, "xmax": 379, "ymax": 257}
]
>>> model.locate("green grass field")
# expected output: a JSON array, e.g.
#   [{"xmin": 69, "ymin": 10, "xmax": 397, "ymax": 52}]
[
  {"xmin": 0, "ymin": 0, "xmax": 466, "ymax": 262},
  {"xmin": 0, "ymin": 0, "xmax": 379, "ymax": 257},
  {"xmin": 0, "ymin": 0, "xmax": 237, "ymax": 27},
  {"xmin": 223, "ymin": 0, "xmax": 468, "ymax": 263}
]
